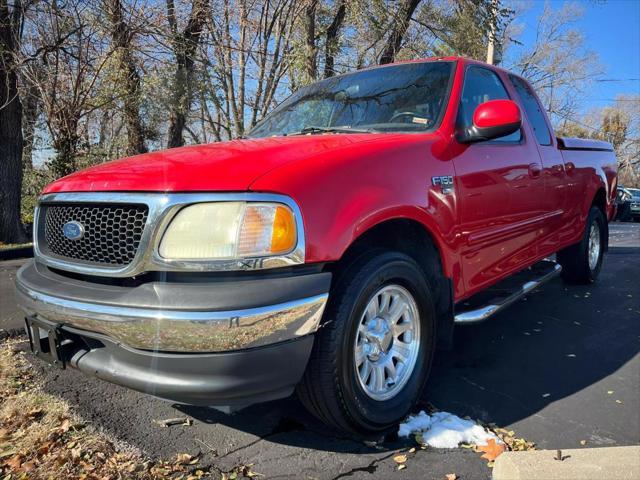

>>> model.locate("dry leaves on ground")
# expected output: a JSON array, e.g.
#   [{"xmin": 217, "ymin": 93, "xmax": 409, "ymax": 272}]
[
  {"xmin": 490, "ymin": 427, "xmax": 536, "ymax": 452},
  {"xmin": 0, "ymin": 339, "xmax": 212, "ymax": 479}
]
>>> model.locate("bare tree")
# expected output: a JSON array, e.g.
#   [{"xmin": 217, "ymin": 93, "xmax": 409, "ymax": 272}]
[
  {"xmin": 378, "ymin": 0, "xmax": 421, "ymax": 64},
  {"xmin": 302, "ymin": 0, "xmax": 318, "ymax": 81},
  {"xmin": 506, "ymin": 2, "xmax": 602, "ymax": 123},
  {"xmin": 323, "ymin": 0, "xmax": 346, "ymax": 78},
  {"xmin": 202, "ymin": 0, "xmax": 300, "ymax": 138},
  {"xmin": 23, "ymin": 0, "xmax": 116, "ymax": 176},
  {"xmin": 104, "ymin": 0, "xmax": 147, "ymax": 155},
  {"xmin": 166, "ymin": 0, "xmax": 209, "ymax": 148},
  {"xmin": 0, "ymin": 0, "xmax": 28, "ymax": 243}
]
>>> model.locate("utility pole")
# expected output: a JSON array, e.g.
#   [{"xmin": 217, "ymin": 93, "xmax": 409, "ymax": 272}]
[{"xmin": 486, "ymin": 0, "xmax": 498, "ymax": 65}]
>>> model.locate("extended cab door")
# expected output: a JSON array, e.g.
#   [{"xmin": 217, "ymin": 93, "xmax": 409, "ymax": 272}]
[
  {"xmin": 508, "ymin": 74, "xmax": 570, "ymax": 255},
  {"xmin": 452, "ymin": 65, "xmax": 547, "ymax": 296}
]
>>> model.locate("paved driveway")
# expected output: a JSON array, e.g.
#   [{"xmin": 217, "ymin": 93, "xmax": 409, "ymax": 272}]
[{"xmin": 2, "ymin": 222, "xmax": 639, "ymax": 479}]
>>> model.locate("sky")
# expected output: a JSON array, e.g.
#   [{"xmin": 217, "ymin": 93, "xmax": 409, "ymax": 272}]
[{"xmin": 511, "ymin": 0, "xmax": 640, "ymax": 112}]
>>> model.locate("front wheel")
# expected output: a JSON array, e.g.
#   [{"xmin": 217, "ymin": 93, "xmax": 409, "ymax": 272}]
[
  {"xmin": 297, "ymin": 251, "xmax": 436, "ymax": 434},
  {"xmin": 557, "ymin": 206, "xmax": 606, "ymax": 284}
]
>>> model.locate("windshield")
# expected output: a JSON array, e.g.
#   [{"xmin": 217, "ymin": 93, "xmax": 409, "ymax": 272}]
[{"xmin": 248, "ymin": 61, "xmax": 454, "ymax": 138}]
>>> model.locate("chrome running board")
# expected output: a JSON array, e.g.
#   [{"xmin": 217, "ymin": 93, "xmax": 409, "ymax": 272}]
[{"xmin": 454, "ymin": 260, "xmax": 562, "ymax": 324}]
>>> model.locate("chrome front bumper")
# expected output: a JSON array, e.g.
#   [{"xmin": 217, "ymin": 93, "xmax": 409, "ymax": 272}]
[{"xmin": 16, "ymin": 260, "xmax": 330, "ymax": 353}]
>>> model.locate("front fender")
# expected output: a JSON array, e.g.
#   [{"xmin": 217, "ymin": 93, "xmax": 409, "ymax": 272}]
[{"xmin": 249, "ymin": 134, "xmax": 459, "ymax": 279}]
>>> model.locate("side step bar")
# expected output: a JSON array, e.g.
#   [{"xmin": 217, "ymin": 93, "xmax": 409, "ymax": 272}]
[{"xmin": 454, "ymin": 261, "xmax": 562, "ymax": 324}]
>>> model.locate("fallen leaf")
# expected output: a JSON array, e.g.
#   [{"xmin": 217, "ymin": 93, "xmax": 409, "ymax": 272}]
[
  {"xmin": 176, "ymin": 453, "xmax": 194, "ymax": 465},
  {"xmin": 477, "ymin": 439, "xmax": 505, "ymax": 462},
  {"xmin": 445, "ymin": 474, "xmax": 458, "ymax": 480},
  {"xmin": 59, "ymin": 419, "xmax": 71, "ymax": 432},
  {"xmin": 242, "ymin": 466, "xmax": 263, "ymax": 478},
  {"xmin": 38, "ymin": 440, "xmax": 56, "ymax": 455},
  {"xmin": 22, "ymin": 461, "xmax": 36, "ymax": 472},
  {"xmin": 26, "ymin": 407, "xmax": 43, "ymax": 418},
  {"xmin": 4, "ymin": 454, "xmax": 23, "ymax": 470},
  {"xmin": 393, "ymin": 454, "xmax": 407, "ymax": 464},
  {"xmin": 71, "ymin": 447, "xmax": 82, "ymax": 460}
]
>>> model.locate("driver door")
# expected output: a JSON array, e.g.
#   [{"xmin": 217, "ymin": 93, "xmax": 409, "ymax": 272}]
[{"xmin": 452, "ymin": 66, "xmax": 547, "ymax": 295}]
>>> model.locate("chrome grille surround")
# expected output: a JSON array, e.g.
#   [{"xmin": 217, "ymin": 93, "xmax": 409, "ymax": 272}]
[{"xmin": 34, "ymin": 192, "xmax": 305, "ymax": 277}]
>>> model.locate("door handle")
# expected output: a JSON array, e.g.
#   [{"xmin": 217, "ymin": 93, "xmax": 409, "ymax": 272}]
[{"xmin": 528, "ymin": 163, "xmax": 542, "ymax": 178}]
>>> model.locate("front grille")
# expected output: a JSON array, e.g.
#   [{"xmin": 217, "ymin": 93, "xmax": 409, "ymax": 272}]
[{"xmin": 41, "ymin": 204, "xmax": 149, "ymax": 266}]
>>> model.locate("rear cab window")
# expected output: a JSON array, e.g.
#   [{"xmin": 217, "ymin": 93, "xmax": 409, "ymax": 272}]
[{"xmin": 508, "ymin": 75, "xmax": 552, "ymax": 145}]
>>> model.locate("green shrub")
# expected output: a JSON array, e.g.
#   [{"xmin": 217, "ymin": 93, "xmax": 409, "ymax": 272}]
[{"xmin": 21, "ymin": 167, "xmax": 56, "ymax": 225}]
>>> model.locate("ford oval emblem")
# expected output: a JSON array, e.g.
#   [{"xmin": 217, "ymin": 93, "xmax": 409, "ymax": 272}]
[{"xmin": 62, "ymin": 221, "xmax": 85, "ymax": 241}]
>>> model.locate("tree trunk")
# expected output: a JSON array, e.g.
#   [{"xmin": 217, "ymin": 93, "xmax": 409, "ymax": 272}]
[
  {"xmin": 323, "ymin": 0, "xmax": 346, "ymax": 79},
  {"xmin": 166, "ymin": 0, "xmax": 208, "ymax": 149},
  {"xmin": 303, "ymin": 0, "xmax": 318, "ymax": 82},
  {"xmin": 105, "ymin": 0, "xmax": 147, "ymax": 156},
  {"xmin": 379, "ymin": 0, "xmax": 422, "ymax": 65},
  {"xmin": 0, "ymin": 0, "xmax": 26, "ymax": 243}
]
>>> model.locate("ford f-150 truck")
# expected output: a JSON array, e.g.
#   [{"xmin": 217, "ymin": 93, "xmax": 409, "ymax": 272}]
[{"xmin": 16, "ymin": 57, "xmax": 617, "ymax": 434}]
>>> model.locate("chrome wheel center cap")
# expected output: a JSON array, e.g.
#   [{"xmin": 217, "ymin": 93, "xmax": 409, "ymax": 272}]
[{"xmin": 363, "ymin": 317, "xmax": 393, "ymax": 361}]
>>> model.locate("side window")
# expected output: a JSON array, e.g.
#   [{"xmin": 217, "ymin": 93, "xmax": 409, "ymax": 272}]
[
  {"xmin": 509, "ymin": 75, "xmax": 552, "ymax": 145},
  {"xmin": 458, "ymin": 66, "xmax": 521, "ymax": 143}
]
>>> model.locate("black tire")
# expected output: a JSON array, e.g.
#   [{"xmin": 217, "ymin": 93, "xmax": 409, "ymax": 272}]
[
  {"xmin": 557, "ymin": 206, "xmax": 606, "ymax": 284},
  {"xmin": 297, "ymin": 250, "xmax": 436, "ymax": 435}
]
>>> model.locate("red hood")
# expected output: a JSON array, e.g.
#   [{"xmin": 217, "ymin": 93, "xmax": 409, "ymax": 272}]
[{"xmin": 43, "ymin": 134, "xmax": 432, "ymax": 193}]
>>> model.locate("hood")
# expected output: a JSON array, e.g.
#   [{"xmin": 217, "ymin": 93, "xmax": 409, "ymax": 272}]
[{"xmin": 43, "ymin": 134, "xmax": 430, "ymax": 194}]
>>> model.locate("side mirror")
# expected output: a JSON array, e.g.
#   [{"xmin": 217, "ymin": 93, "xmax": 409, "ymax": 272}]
[{"xmin": 457, "ymin": 99, "xmax": 521, "ymax": 144}]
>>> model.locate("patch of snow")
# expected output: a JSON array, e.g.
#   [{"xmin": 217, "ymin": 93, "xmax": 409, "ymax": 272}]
[{"xmin": 398, "ymin": 411, "xmax": 502, "ymax": 449}]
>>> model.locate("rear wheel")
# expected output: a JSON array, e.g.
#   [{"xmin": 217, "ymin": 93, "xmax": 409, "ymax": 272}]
[
  {"xmin": 557, "ymin": 206, "xmax": 606, "ymax": 284},
  {"xmin": 297, "ymin": 251, "xmax": 436, "ymax": 434}
]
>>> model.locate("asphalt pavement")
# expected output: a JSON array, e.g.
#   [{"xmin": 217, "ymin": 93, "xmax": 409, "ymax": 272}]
[{"xmin": 1, "ymin": 222, "xmax": 639, "ymax": 479}]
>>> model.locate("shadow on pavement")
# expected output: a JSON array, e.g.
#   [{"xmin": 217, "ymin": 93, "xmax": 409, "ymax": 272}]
[{"xmin": 175, "ymin": 247, "xmax": 640, "ymax": 451}]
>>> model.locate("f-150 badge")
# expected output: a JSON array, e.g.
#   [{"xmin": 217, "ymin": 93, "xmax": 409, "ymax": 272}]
[{"xmin": 432, "ymin": 176, "xmax": 454, "ymax": 194}]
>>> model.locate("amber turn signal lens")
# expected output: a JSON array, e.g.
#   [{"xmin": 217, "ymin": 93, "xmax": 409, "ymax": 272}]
[{"xmin": 270, "ymin": 205, "xmax": 297, "ymax": 254}]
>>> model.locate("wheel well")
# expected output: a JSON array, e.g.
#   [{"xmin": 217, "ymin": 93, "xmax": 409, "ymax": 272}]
[
  {"xmin": 593, "ymin": 188, "xmax": 607, "ymax": 216},
  {"xmin": 325, "ymin": 218, "xmax": 454, "ymax": 348}
]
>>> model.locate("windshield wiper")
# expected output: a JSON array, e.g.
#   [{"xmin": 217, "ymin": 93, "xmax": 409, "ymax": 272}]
[{"xmin": 287, "ymin": 126, "xmax": 376, "ymax": 136}]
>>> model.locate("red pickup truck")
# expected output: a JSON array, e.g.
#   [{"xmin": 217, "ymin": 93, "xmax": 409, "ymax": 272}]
[{"xmin": 17, "ymin": 57, "xmax": 617, "ymax": 434}]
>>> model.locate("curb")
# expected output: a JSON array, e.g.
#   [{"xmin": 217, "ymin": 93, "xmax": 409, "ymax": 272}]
[
  {"xmin": 493, "ymin": 446, "xmax": 640, "ymax": 480},
  {"xmin": 0, "ymin": 246, "xmax": 33, "ymax": 261}
]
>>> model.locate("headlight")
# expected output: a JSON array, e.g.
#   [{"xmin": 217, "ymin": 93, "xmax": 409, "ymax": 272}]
[{"xmin": 159, "ymin": 202, "xmax": 297, "ymax": 260}]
